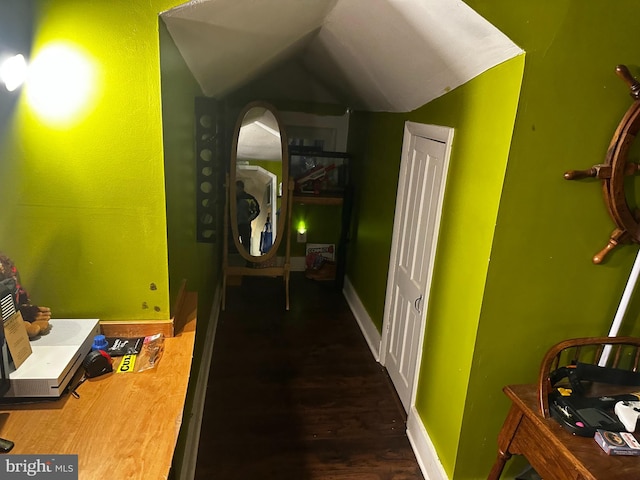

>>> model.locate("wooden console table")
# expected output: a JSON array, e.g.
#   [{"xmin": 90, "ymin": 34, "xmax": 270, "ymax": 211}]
[
  {"xmin": 489, "ymin": 384, "xmax": 640, "ymax": 479},
  {"xmin": 0, "ymin": 318, "xmax": 196, "ymax": 480}
]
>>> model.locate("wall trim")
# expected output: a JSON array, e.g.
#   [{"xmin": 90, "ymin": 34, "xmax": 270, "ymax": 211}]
[
  {"xmin": 100, "ymin": 319, "xmax": 175, "ymax": 338},
  {"xmin": 177, "ymin": 282, "xmax": 222, "ymax": 480},
  {"xmin": 342, "ymin": 275, "xmax": 381, "ymax": 362},
  {"xmin": 342, "ymin": 276, "xmax": 446, "ymax": 480},
  {"xmin": 407, "ymin": 406, "xmax": 449, "ymax": 480}
]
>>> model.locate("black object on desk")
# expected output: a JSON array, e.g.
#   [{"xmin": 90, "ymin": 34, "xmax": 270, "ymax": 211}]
[{"xmin": 550, "ymin": 394, "xmax": 626, "ymax": 436}]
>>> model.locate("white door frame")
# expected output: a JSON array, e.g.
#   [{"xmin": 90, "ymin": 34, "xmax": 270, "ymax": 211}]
[{"xmin": 380, "ymin": 121, "xmax": 454, "ymax": 409}]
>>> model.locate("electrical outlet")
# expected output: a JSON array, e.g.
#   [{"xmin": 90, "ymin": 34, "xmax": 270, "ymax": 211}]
[{"xmin": 297, "ymin": 231, "xmax": 307, "ymax": 243}]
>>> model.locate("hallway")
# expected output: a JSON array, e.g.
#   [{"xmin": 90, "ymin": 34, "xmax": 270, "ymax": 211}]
[{"xmin": 194, "ymin": 272, "xmax": 424, "ymax": 479}]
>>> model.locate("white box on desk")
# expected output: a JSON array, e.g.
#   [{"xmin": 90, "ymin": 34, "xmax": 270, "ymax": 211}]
[{"xmin": 4, "ymin": 318, "xmax": 100, "ymax": 398}]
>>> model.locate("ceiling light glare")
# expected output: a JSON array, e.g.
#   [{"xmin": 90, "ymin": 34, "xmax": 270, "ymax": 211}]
[{"xmin": 0, "ymin": 54, "xmax": 27, "ymax": 92}]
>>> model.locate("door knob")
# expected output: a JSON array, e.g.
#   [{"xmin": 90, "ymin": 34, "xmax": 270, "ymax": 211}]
[{"xmin": 414, "ymin": 295, "xmax": 423, "ymax": 313}]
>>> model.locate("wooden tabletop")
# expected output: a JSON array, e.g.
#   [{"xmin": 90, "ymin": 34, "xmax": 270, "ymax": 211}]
[
  {"xmin": 504, "ymin": 384, "xmax": 640, "ymax": 479},
  {"xmin": 0, "ymin": 322, "xmax": 195, "ymax": 480}
]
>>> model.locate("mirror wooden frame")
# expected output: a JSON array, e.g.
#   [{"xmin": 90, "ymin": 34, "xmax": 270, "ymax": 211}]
[
  {"xmin": 228, "ymin": 101, "xmax": 289, "ymax": 263},
  {"xmin": 222, "ymin": 101, "xmax": 293, "ymax": 311}
]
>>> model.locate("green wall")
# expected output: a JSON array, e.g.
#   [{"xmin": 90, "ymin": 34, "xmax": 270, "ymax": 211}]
[
  {"xmin": 4, "ymin": 1, "xmax": 640, "ymax": 479},
  {"xmin": 159, "ymin": 20, "xmax": 221, "ymax": 477},
  {"xmin": 458, "ymin": 2, "xmax": 640, "ymax": 478},
  {"xmin": 0, "ymin": 0, "xmax": 192, "ymax": 321},
  {"xmin": 160, "ymin": 20, "xmax": 218, "ymax": 318},
  {"xmin": 346, "ymin": 111, "xmax": 404, "ymax": 324},
  {"xmin": 347, "ymin": 57, "xmax": 524, "ymax": 476},
  {"xmin": 348, "ymin": 1, "xmax": 640, "ymax": 478},
  {"xmin": 0, "ymin": 1, "xmax": 219, "ymax": 474},
  {"xmin": 0, "ymin": 0, "xmax": 218, "ymax": 391},
  {"xmin": 412, "ymin": 58, "xmax": 525, "ymax": 477}
]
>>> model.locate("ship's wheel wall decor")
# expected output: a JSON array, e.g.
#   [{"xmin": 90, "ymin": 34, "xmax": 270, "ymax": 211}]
[{"xmin": 565, "ymin": 65, "xmax": 640, "ymax": 264}]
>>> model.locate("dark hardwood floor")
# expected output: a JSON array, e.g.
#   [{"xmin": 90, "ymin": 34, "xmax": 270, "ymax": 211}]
[{"xmin": 194, "ymin": 272, "xmax": 424, "ymax": 480}]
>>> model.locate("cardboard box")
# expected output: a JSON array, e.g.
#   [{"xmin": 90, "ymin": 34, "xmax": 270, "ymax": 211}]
[
  {"xmin": 305, "ymin": 244, "xmax": 336, "ymax": 281},
  {"xmin": 305, "ymin": 243, "xmax": 335, "ymax": 264},
  {"xmin": 595, "ymin": 429, "xmax": 640, "ymax": 455}
]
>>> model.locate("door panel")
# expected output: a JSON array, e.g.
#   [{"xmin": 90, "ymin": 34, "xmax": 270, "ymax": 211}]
[{"xmin": 383, "ymin": 124, "xmax": 452, "ymax": 412}]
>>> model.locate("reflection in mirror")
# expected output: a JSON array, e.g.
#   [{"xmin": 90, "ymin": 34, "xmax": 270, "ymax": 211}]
[{"xmin": 230, "ymin": 103, "xmax": 288, "ymax": 261}]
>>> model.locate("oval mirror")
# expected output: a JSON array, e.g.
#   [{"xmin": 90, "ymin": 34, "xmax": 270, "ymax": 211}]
[{"xmin": 229, "ymin": 101, "xmax": 288, "ymax": 262}]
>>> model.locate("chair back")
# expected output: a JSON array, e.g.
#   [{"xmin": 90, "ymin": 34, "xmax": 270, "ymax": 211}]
[{"xmin": 538, "ymin": 336, "xmax": 640, "ymax": 417}]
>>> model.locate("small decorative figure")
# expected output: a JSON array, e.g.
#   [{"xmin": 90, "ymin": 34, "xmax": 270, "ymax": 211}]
[{"xmin": 0, "ymin": 253, "xmax": 51, "ymax": 338}]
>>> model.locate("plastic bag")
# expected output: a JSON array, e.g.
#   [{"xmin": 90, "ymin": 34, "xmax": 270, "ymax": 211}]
[{"xmin": 115, "ymin": 333, "xmax": 164, "ymax": 373}]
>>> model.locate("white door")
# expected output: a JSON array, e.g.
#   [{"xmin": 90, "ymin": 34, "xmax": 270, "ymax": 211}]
[{"xmin": 381, "ymin": 122, "xmax": 453, "ymax": 411}]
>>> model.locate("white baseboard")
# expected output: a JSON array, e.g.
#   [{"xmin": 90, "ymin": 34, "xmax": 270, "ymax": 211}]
[
  {"xmin": 177, "ymin": 282, "xmax": 222, "ymax": 480},
  {"xmin": 342, "ymin": 275, "xmax": 381, "ymax": 362},
  {"xmin": 407, "ymin": 407, "xmax": 449, "ymax": 480},
  {"xmin": 342, "ymin": 276, "xmax": 447, "ymax": 480}
]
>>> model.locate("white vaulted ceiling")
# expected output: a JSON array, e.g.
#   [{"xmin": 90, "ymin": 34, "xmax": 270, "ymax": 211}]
[{"xmin": 161, "ymin": 0, "xmax": 522, "ymax": 113}]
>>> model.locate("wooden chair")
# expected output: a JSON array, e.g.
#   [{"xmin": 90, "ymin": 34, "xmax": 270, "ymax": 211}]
[
  {"xmin": 489, "ymin": 336, "xmax": 640, "ymax": 480},
  {"xmin": 537, "ymin": 336, "xmax": 640, "ymax": 418}
]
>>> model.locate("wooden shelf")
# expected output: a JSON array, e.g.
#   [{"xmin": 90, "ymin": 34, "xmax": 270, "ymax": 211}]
[
  {"xmin": 293, "ymin": 194, "xmax": 343, "ymax": 206},
  {"xmin": 0, "ymin": 319, "xmax": 196, "ymax": 480}
]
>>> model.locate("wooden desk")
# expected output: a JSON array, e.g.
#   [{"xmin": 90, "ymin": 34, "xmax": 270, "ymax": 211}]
[
  {"xmin": 489, "ymin": 384, "xmax": 640, "ymax": 480},
  {"xmin": 0, "ymin": 322, "xmax": 195, "ymax": 480}
]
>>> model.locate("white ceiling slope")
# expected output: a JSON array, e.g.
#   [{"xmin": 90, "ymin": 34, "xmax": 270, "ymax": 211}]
[{"xmin": 161, "ymin": 0, "xmax": 522, "ymax": 113}]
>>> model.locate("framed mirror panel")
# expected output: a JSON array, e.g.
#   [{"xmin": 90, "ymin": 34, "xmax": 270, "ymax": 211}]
[{"xmin": 229, "ymin": 101, "xmax": 289, "ymax": 262}]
